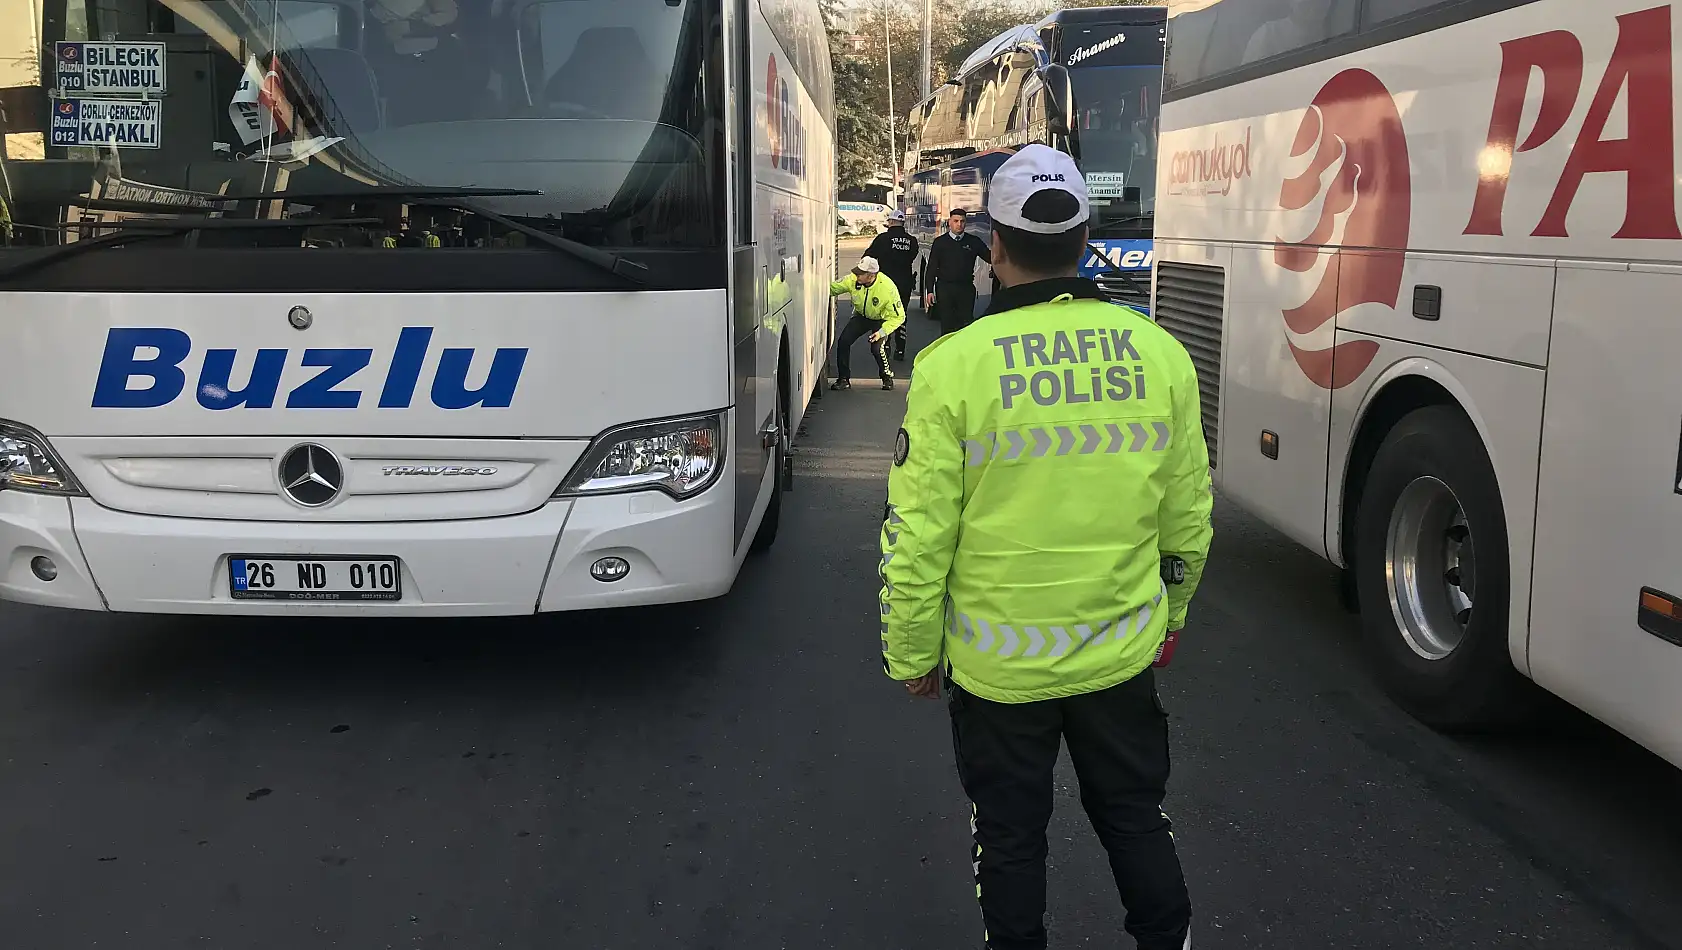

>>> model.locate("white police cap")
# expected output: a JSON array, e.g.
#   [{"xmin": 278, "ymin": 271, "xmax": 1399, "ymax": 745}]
[
  {"xmin": 887, "ymin": 209, "xmax": 906, "ymax": 223},
  {"xmin": 856, "ymin": 256, "xmax": 881, "ymax": 274},
  {"xmin": 986, "ymin": 144, "xmax": 1091, "ymax": 235}
]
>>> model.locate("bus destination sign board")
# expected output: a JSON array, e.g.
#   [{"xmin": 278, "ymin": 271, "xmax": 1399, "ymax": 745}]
[
  {"xmin": 55, "ymin": 41, "xmax": 168, "ymax": 96},
  {"xmin": 49, "ymin": 98, "xmax": 162, "ymax": 149}
]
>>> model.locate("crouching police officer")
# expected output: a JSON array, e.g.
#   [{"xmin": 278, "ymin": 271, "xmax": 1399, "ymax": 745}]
[
  {"xmin": 878, "ymin": 145, "xmax": 1213, "ymax": 950},
  {"xmin": 830, "ymin": 256, "xmax": 906, "ymax": 391}
]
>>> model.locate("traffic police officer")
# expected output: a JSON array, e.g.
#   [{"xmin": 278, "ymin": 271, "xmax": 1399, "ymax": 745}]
[
  {"xmin": 829, "ymin": 256, "xmax": 906, "ymax": 391},
  {"xmin": 879, "ymin": 145, "xmax": 1213, "ymax": 950},
  {"xmin": 865, "ymin": 209, "xmax": 920, "ymax": 362},
  {"xmin": 923, "ymin": 208, "xmax": 991, "ymax": 335}
]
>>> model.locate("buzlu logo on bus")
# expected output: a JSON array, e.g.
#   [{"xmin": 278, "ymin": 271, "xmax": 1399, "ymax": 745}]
[
  {"xmin": 1274, "ymin": 69, "xmax": 1409, "ymax": 390},
  {"xmin": 91, "ymin": 327, "xmax": 529, "ymax": 410},
  {"xmin": 767, "ymin": 55, "xmax": 804, "ymax": 175}
]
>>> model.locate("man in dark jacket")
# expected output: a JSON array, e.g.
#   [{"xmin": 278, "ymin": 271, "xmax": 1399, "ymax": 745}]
[
  {"xmin": 923, "ymin": 208, "xmax": 991, "ymax": 335},
  {"xmin": 865, "ymin": 210, "xmax": 920, "ymax": 361}
]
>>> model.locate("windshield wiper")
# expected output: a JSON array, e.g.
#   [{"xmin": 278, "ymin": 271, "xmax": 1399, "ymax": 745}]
[
  {"xmin": 226, "ymin": 186, "xmax": 651, "ymax": 287},
  {"xmin": 1085, "ymin": 242, "xmax": 1150, "ymax": 292},
  {"xmin": 1089, "ymin": 214, "xmax": 1154, "ymax": 237},
  {"xmin": 0, "ymin": 217, "xmax": 381, "ymax": 282},
  {"xmin": 409, "ymin": 196, "xmax": 651, "ymax": 286}
]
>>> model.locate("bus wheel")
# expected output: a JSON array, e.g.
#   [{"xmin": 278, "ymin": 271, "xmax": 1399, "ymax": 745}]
[
  {"xmin": 749, "ymin": 378, "xmax": 786, "ymax": 554},
  {"xmin": 1354, "ymin": 406, "xmax": 1530, "ymax": 730},
  {"xmin": 1336, "ymin": 567, "xmax": 1359, "ymax": 614}
]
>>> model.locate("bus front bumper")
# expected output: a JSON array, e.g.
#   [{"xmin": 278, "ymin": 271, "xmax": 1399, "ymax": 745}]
[{"xmin": 0, "ymin": 488, "xmax": 736, "ymax": 617}]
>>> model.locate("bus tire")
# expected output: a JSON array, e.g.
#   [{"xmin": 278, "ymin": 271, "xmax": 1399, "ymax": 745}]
[
  {"xmin": 1336, "ymin": 567, "xmax": 1359, "ymax": 614},
  {"xmin": 749, "ymin": 373, "xmax": 786, "ymax": 555},
  {"xmin": 1353, "ymin": 406, "xmax": 1530, "ymax": 730}
]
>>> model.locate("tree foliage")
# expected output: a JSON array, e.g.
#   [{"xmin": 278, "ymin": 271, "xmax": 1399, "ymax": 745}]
[
  {"xmin": 832, "ymin": 55, "xmax": 890, "ymax": 192},
  {"xmin": 823, "ymin": 0, "xmax": 1158, "ymax": 190}
]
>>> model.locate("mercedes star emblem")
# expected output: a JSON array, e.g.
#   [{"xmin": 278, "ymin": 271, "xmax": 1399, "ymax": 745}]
[
  {"xmin": 278, "ymin": 444, "xmax": 343, "ymax": 507},
  {"xmin": 287, "ymin": 305, "xmax": 313, "ymax": 330}
]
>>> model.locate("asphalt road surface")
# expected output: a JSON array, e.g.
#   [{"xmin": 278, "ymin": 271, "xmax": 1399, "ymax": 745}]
[{"xmin": 1, "ymin": 252, "xmax": 1679, "ymax": 948}]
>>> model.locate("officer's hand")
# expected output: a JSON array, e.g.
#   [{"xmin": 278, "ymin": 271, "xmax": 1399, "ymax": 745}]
[
  {"xmin": 923, "ymin": 293, "xmax": 934, "ymax": 309},
  {"xmin": 903, "ymin": 669, "xmax": 942, "ymax": 699},
  {"xmin": 1153, "ymin": 630, "xmax": 1181, "ymax": 668},
  {"xmin": 869, "ymin": 331, "xmax": 884, "ymax": 343}
]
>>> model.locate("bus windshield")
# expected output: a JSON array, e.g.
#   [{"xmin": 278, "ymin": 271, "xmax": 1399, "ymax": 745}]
[
  {"xmin": 0, "ymin": 0, "xmax": 723, "ymax": 256},
  {"xmin": 1071, "ymin": 64, "xmax": 1160, "ymax": 232},
  {"xmin": 1060, "ymin": 20, "xmax": 1164, "ymax": 236}
]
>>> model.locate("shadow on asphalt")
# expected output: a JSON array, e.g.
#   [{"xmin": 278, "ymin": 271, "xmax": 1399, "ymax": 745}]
[{"xmin": 27, "ymin": 600, "xmax": 737, "ymax": 709}]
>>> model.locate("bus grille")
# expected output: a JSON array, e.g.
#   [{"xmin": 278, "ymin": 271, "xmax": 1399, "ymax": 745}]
[
  {"xmin": 1094, "ymin": 271, "xmax": 1152, "ymax": 311},
  {"xmin": 1152, "ymin": 262, "xmax": 1225, "ymax": 468}
]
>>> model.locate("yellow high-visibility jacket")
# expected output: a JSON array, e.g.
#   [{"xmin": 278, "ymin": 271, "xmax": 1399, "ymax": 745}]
[
  {"xmin": 879, "ymin": 278, "xmax": 1213, "ymax": 703},
  {"xmin": 831, "ymin": 273, "xmax": 906, "ymax": 336}
]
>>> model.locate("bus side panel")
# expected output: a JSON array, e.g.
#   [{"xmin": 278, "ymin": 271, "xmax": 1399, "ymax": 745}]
[
  {"xmin": 752, "ymin": 4, "xmax": 833, "ymax": 437},
  {"xmin": 1335, "ymin": 252, "xmax": 1553, "ymax": 368},
  {"xmin": 732, "ymin": 1, "xmax": 832, "ymax": 547},
  {"xmin": 1214, "ymin": 245, "xmax": 1335, "ymax": 557},
  {"xmin": 803, "ymin": 126, "xmax": 837, "ymax": 419},
  {"xmin": 1529, "ymin": 263, "xmax": 1682, "ymax": 766},
  {"xmin": 1328, "ymin": 334, "xmax": 1545, "ymax": 679},
  {"xmin": 732, "ymin": 5, "xmax": 785, "ymax": 554}
]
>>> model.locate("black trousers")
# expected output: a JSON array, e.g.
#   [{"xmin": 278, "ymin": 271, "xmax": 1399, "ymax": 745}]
[
  {"xmin": 892, "ymin": 286, "xmax": 912, "ymax": 358},
  {"xmin": 835, "ymin": 312, "xmax": 891, "ymax": 381},
  {"xmin": 948, "ymin": 668, "xmax": 1192, "ymax": 950},
  {"xmin": 935, "ymin": 279, "xmax": 979, "ymax": 335}
]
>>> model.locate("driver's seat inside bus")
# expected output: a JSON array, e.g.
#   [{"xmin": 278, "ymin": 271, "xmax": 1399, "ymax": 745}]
[{"xmin": 542, "ymin": 26, "xmax": 661, "ymax": 119}]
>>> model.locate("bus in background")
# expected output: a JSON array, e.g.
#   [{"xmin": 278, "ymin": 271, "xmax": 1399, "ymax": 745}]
[
  {"xmin": 0, "ymin": 0, "xmax": 836, "ymax": 617},
  {"xmin": 837, "ymin": 200, "xmax": 892, "ymax": 234},
  {"xmin": 901, "ymin": 6, "xmax": 1165, "ymax": 311},
  {"xmin": 838, "ymin": 170, "xmax": 899, "ymax": 207},
  {"xmin": 1154, "ymin": 0, "xmax": 1682, "ymax": 768}
]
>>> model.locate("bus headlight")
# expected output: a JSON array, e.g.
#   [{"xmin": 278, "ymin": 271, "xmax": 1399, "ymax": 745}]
[
  {"xmin": 555, "ymin": 412, "xmax": 725, "ymax": 500},
  {"xmin": 0, "ymin": 420, "xmax": 85, "ymax": 495}
]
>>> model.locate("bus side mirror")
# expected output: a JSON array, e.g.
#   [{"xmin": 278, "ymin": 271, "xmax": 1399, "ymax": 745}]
[{"xmin": 1039, "ymin": 65, "xmax": 1080, "ymax": 162}]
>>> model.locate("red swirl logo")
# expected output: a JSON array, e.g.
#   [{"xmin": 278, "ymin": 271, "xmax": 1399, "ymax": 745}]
[
  {"xmin": 765, "ymin": 54, "xmax": 803, "ymax": 175},
  {"xmin": 1275, "ymin": 69, "xmax": 1409, "ymax": 390},
  {"xmin": 767, "ymin": 55, "xmax": 781, "ymax": 167}
]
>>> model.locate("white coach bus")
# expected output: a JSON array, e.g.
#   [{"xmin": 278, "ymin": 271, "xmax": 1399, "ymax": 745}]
[
  {"xmin": 1155, "ymin": 0, "xmax": 1682, "ymax": 766},
  {"xmin": 0, "ymin": 0, "xmax": 835, "ymax": 615}
]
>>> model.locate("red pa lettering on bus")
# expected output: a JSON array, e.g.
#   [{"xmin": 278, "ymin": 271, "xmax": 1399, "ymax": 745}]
[{"xmin": 1465, "ymin": 3, "xmax": 1680, "ymax": 240}]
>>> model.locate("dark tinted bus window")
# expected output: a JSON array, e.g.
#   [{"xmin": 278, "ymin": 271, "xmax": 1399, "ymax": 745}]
[
  {"xmin": 759, "ymin": 0, "xmax": 833, "ymax": 127},
  {"xmin": 920, "ymin": 84, "xmax": 967, "ymax": 153},
  {"xmin": 958, "ymin": 70, "xmax": 987, "ymax": 138},
  {"xmin": 967, "ymin": 52, "xmax": 1031, "ymax": 143},
  {"xmin": 1165, "ymin": 0, "xmax": 1357, "ymax": 91},
  {"xmin": 1362, "ymin": 0, "xmax": 1459, "ymax": 27}
]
